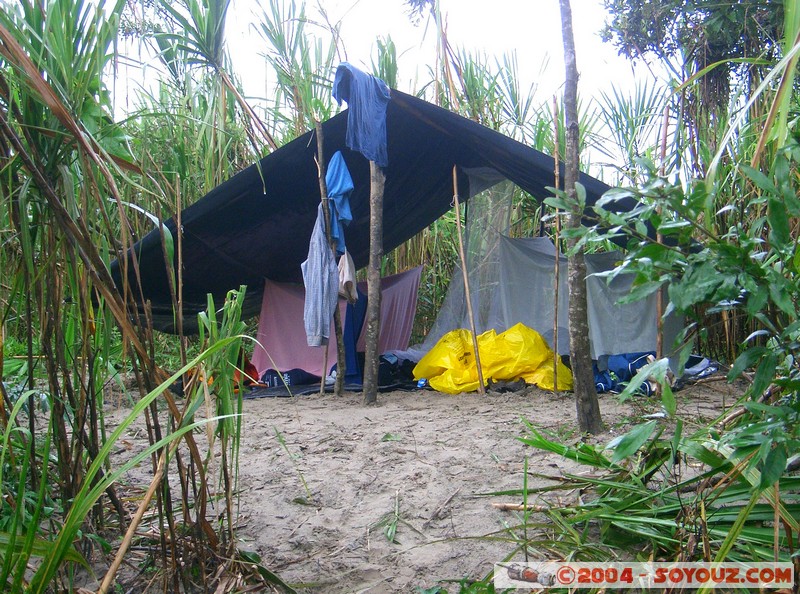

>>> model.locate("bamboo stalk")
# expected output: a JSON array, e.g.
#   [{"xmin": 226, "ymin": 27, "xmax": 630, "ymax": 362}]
[
  {"xmin": 750, "ymin": 27, "xmax": 800, "ymax": 169},
  {"xmin": 492, "ymin": 502, "xmax": 549, "ymax": 512},
  {"xmin": 774, "ymin": 479, "xmax": 780, "ymax": 563},
  {"xmin": 25, "ymin": 276, "xmax": 37, "ymax": 489},
  {"xmin": 0, "ymin": 324, "xmax": 6, "ymax": 429},
  {"xmin": 452, "ymin": 166, "xmax": 485, "ymax": 395},
  {"xmin": 97, "ymin": 447, "xmax": 172, "ymax": 594},
  {"xmin": 176, "ymin": 181, "xmax": 186, "ymax": 369},
  {"xmin": 552, "ymin": 96, "xmax": 561, "ymax": 393},
  {"xmin": 657, "ymin": 104, "xmax": 669, "ymax": 368}
]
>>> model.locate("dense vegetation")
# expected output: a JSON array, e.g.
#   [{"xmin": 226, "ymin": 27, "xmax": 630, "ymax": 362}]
[{"xmin": 0, "ymin": 0, "xmax": 798, "ymax": 591}]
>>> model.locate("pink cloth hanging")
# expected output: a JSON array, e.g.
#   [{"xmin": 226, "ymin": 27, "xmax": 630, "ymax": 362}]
[
  {"xmin": 252, "ymin": 266, "xmax": 422, "ymax": 378},
  {"xmin": 252, "ymin": 281, "xmax": 345, "ymax": 378},
  {"xmin": 356, "ymin": 266, "xmax": 422, "ymax": 353}
]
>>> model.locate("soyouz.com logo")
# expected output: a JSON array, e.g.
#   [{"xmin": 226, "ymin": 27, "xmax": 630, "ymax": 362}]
[{"xmin": 494, "ymin": 561, "xmax": 794, "ymax": 589}]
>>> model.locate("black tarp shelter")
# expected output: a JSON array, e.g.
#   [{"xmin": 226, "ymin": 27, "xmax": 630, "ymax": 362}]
[{"xmin": 111, "ymin": 89, "xmax": 623, "ymax": 332}]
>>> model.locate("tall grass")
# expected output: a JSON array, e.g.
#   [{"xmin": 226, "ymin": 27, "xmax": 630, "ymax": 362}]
[
  {"xmin": 506, "ymin": 418, "xmax": 799, "ymax": 565},
  {"xmin": 0, "ymin": 0, "xmax": 162, "ymax": 588},
  {"xmin": 595, "ymin": 82, "xmax": 669, "ymax": 184},
  {"xmin": 255, "ymin": 0, "xmax": 341, "ymax": 139},
  {"xmin": 0, "ymin": 0, "xmax": 288, "ymax": 590}
]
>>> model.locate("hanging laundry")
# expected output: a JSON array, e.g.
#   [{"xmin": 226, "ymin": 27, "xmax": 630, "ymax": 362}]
[
  {"xmin": 326, "ymin": 151, "xmax": 354, "ymax": 255},
  {"xmin": 301, "ymin": 203, "xmax": 339, "ymax": 347},
  {"xmin": 338, "ymin": 249, "xmax": 358, "ymax": 304},
  {"xmin": 332, "ymin": 63, "xmax": 391, "ymax": 168}
]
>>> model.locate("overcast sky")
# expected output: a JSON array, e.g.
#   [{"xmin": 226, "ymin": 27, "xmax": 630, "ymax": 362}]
[{"xmin": 223, "ymin": 0, "xmax": 647, "ymax": 103}]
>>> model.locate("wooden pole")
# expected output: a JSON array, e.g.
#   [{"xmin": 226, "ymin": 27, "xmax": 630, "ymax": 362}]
[
  {"xmin": 314, "ymin": 121, "xmax": 346, "ymax": 396},
  {"xmin": 560, "ymin": 0, "xmax": 602, "ymax": 433},
  {"xmin": 657, "ymin": 105, "xmax": 669, "ymax": 366},
  {"xmin": 363, "ymin": 162, "xmax": 385, "ymax": 404},
  {"xmin": 452, "ymin": 166, "xmax": 486, "ymax": 395},
  {"xmin": 319, "ymin": 343, "xmax": 329, "ymax": 398},
  {"xmin": 176, "ymin": 180, "xmax": 187, "ymax": 371},
  {"xmin": 552, "ymin": 96, "xmax": 561, "ymax": 393}
]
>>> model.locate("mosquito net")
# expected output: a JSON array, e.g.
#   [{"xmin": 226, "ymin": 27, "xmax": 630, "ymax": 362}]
[{"xmin": 399, "ymin": 167, "xmax": 680, "ymax": 363}]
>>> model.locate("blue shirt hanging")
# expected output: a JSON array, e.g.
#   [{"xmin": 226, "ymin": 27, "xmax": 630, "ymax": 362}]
[
  {"xmin": 326, "ymin": 151, "xmax": 353, "ymax": 255},
  {"xmin": 332, "ymin": 63, "xmax": 390, "ymax": 168}
]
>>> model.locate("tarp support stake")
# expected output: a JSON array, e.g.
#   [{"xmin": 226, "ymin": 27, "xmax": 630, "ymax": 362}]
[
  {"xmin": 314, "ymin": 120, "xmax": 346, "ymax": 396},
  {"xmin": 452, "ymin": 165, "xmax": 485, "ymax": 395}
]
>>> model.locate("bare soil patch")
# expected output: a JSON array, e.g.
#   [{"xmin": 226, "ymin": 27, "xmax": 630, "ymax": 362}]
[{"xmin": 104, "ymin": 379, "xmax": 739, "ymax": 593}]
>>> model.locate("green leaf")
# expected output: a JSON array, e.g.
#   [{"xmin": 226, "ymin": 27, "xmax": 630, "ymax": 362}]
[
  {"xmin": 607, "ymin": 420, "xmax": 658, "ymax": 463},
  {"xmin": 768, "ymin": 196, "xmax": 790, "ymax": 248},
  {"xmin": 661, "ymin": 383, "xmax": 676, "ymax": 417},
  {"xmin": 668, "ymin": 261, "xmax": 726, "ymax": 311},
  {"xmin": 768, "ymin": 279, "xmax": 795, "ymax": 316},
  {"xmin": 518, "ymin": 423, "xmax": 615, "ymax": 468},
  {"xmin": 616, "ymin": 358, "xmax": 669, "ymax": 402},
  {"xmin": 239, "ymin": 550, "xmax": 297, "ymax": 593},
  {"xmin": 675, "ymin": 340, "xmax": 694, "ymax": 377},
  {"xmin": 751, "ymin": 352, "xmax": 778, "ymax": 398},
  {"xmin": 781, "ymin": 182, "xmax": 800, "ymax": 216},
  {"xmin": 774, "ymin": 153, "xmax": 790, "ymax": 189},
  {"xmin": 745, "ymin": 286, "xmax": 769, "ymax": 315},
  {"xmin": 574, "ymin": 182, "xmax": 587, "ymax": 209},
  {"xmin": 743, "ymin": 401, "xmax": 788, "ymax": 416},
  {"xmin": 707, "ymin": 490, "xmax": 763, "ymax": 568},
  {"xmin": 596, "ymin": 187, "xmax": 636, "ymax": 209},
  {"xmin": 381, "ymin": 433, "xmax": 402, "ymax": 442},
  {"xmin": 678, "ymin": 439, "xmax": 729, "ymax": 469},
  {"xmin": 384, "ymin": 520, "xmax": 398, "ymax": 544},
  {"xmin": 739, "ymin": 165, "xmax": 776, "ymax": 194},
  {"xmin": 728, "ymin": 346, "xmax": 766, "ymax": 381},
  {"xmin": 0, "ymin": 532, "xmax": 85, "ymax": 565},
  {"xmin": 794, "ymin": 244, "xmax": 800, "ymax": 273},
  {"xmin": 657, "ymin": 219, "xmax": 691, "ymax": 233},
  {"xmin": 544, "ymin": 195, "xmax": 573, "ymax": 211},
  {"xmin": 760, "ymin": 445, "xmax": 788, "ymax": 490},
  {"xmin": 618, "ymin": 280, "xmax": 663, "ymax": 303}
]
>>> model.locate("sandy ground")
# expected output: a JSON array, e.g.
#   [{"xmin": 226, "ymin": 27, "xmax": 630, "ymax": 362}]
[{"xmin": 104, "ymin": 378, "xmax": 740, "ymax": 593}]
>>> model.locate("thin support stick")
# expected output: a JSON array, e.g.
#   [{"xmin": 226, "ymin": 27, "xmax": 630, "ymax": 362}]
[
  {"xmin": 657, "ymin": 105, "xmax": 669, "ymax": 365},
  {"xmin": 177, "ymin": 181, "xmax": 186, "ymax": 369},
  {"xmin": 552, "ymin": 96, "xmax": 561, "ymax": 393},
  {"xmin": 320, "ymin": 347, "xmax": 329, "ymax": 397},
  {"xmin": 314, "ymin": 121, "xmax": 346, "ymax": 396},
  {"xmin": 452, "ymin": 166, "xmax": 485, "ymax": 395}
]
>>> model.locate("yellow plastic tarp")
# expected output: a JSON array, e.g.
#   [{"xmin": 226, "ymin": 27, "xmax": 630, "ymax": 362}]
[{"xmin": 413, "ymin": 323, "xmax": 572, "ymax": 394}]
